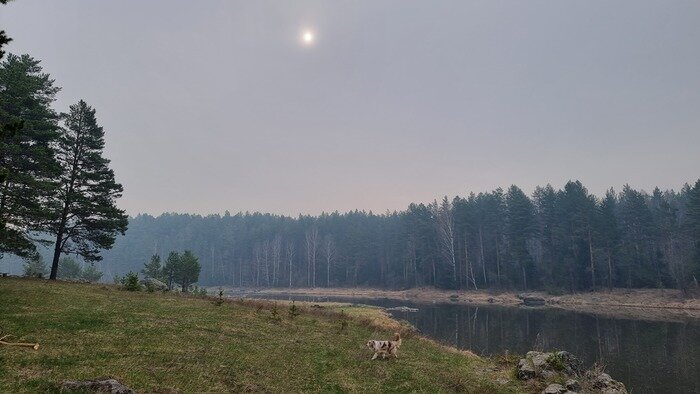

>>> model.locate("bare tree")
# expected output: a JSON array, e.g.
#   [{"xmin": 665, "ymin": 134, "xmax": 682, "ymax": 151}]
[
  {"xmin": 253, "ymin": 242, "xmax": 262, "ymax": 287},
  {"xmin": 323, "ymin": 235, "xmax": 336, "ymax": 287},
  {"xmin": 286, "ymin": 241, "xmax": 295, "ymax": 288},
  {"xmin": 272, "ymin": 235, "xmax": 282, "ymax": 287},
  {"xmin": 464, "ymin": 234, "xmax": 477, "ymax": 289},
  {"xmin": 305, "ymin": 226, "xmax": 319, "ymax": 287},
  {"xmin": 263, "ymin": 239, "xmax": 271, "ymax": 286}
]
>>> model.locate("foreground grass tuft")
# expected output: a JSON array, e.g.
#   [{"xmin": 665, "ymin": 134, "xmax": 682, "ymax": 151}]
[{"xmin": 0, "ymin": 278, "xmax": 522, "ymax": 393}]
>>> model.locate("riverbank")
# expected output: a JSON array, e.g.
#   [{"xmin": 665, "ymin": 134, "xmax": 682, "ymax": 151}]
[
  {"xmin": 0, "ymin": 278, "xmax": 522, "ymax": 393},
  {"xmin": 245, "ymin": 286, "xmax": 700, "ymax": 322}
]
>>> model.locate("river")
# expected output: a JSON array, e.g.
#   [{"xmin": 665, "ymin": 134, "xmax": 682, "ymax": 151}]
[{"xmin": 244, "ymin": 293, "xmax": 700, "ymax": 393}]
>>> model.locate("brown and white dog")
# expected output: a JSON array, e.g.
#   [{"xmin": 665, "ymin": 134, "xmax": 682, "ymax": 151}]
[{"xmin": 366, "ymin": 333, "xmax": 402, "ymax": 360}]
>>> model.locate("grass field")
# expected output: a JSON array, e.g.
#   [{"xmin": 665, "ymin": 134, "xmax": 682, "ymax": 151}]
[{"xmin": 0, "ymin": 278, "xmax": 522, "ymax": 393}]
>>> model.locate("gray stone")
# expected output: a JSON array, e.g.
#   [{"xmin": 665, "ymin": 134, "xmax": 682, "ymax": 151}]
[
  {"xmin": 542, "ymin": 383, "xmax": 566, "ymax": 394},
  {"xmin": 517, "ymin": 357, "xmax": 537, "ymax": 380},
  {"xmin": 141, "ymin": 277, "xmax": 168, "ymax": 291},
  {"xmin": 589, "ymin": 373, "xmax": 628, "ymax": 394},
  {"xmin": 516, "ymin": 351, "xmax": 583, "ymax": 381},
  {"xmin": 565, "ymin": 379, "xmax": 580, "ymax": 391},
  {"xmin": 61, "ymin": 378, "xmax": 134, "ymax": 393}
]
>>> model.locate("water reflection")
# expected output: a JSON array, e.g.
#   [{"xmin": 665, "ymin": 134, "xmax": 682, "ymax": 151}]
[{"xmin": 247, "ymin": 294, "xmax": 700, "ymax": 394}]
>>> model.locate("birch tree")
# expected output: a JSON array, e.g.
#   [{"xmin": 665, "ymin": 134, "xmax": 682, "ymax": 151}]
[{"xmin": 305, "ymin": 226, "xmax": 318, "ymax": 287}]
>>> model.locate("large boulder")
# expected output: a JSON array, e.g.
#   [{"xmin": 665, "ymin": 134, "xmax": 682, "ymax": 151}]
[
  {"xmin": 61, "ymin": 378, "xmax": 134, "ymax": 393},
  {"xmin": 517, "ymin": 357, "xmax": 537, "ymax": 380},
  {"xmin": 517, "ymin": 351, "xmax": 582, "ymax": 380},
  {"xmin": 141, "ymin": 277, "xmax": 168, "ymax": 291},
  {"xmin": 588, "ymin": 372, "xmax": 628, "ymax": 394}
]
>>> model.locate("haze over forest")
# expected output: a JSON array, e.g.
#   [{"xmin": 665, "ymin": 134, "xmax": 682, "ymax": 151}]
[{"xmin": 2, "ymin": 0, "xmax": 699, "ymax": 216}]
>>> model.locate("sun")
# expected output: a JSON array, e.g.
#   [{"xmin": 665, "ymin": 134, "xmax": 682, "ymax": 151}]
[{"xmin": 301, "ymin": 30, "xmax": 315, "ymax": 45}]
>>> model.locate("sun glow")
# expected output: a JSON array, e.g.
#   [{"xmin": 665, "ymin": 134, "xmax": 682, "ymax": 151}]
[{"xmin": 301, "ymin": 30, "xmax": 315, "ymax": 45}]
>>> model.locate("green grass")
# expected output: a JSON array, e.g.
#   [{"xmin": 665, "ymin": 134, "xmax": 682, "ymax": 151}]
[{"xmin": 0, "ymin": 278, "xmax": 523, "ymax": 393}]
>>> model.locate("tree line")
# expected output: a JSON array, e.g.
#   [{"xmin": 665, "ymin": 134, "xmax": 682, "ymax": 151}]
[
  {"xmin": 0, "ymin": 50, "xmax": 127, "ymax": 278},
  {"xmin": 95, "ymin": 180, "xmax": 700, "ymax": 293},
  {"xmin": 142, "ymin": 251, "xmax": 201, "ymax": 292}
]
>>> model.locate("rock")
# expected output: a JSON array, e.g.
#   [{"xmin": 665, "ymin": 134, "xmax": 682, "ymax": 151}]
[
  {"xmin": 61, "ymin": 378, "xmax": 134, "ymax": 393},
  {"xmin": 141, "ymin": 277, "xmax": 168, "ymax": 291},
  {"xmin": 517, "ymin": 357, "xmax": 537, "ymax": 380},
  {"xmin": 542, "ymin": 383, "xmax": 566, "ymax": 394},
  {"xmin": 553, "ymin": 351, "xmax": 582, "ymax": 376},
  {"xmin": 386, "ymin": 306, "xmax": 419, "ymax": 312},
  {"xmin": 588, "ymin": 372, "xmax": 628, "ymax": 394},
  {"xmin": 565, "ymin": 379, "xmax": 580, "ymax": 391},
  {"xmin": 516, "ymin": 351, "xmax": 582, "ymax": 381}
]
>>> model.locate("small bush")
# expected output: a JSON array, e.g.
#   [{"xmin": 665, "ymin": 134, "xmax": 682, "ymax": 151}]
[
  {"xmin": 288, "ymin": 301, "xmax": 300, "ymax": 319},
  {"xmin": 120, "ymin": 272, "xmax": 142, "ymax": 291},
  {"xmin": 145, "ymin": 281, "xmax": 156, "ymax": 293},
  {"xmin": 270, "ymin": 303, "xmax": 281, "ymax": 323}
]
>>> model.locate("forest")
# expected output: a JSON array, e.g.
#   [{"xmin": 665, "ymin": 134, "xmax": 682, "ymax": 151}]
[
  {"xmin": 93, "ymin": 180, "xmax": 700, "ymax": 293},
  {"xmin": 1, "ymin": 50, "xmax": 699, "ymax": 294}
]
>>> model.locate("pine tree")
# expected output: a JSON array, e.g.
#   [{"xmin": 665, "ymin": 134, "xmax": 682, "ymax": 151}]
[
  {"xmin": 686, "ymin": 179, "xmax": 700, "ymax": 281},
  {"xmin": 598, "ymin": 189, "xmax": 620, "ymax": 289},
  {"xmin": 0, "ymin": 1, "xmax": 12, "ymax": 61},
  {"xmin": 142, "ymin": 254, "xmax": 162, "ymax": 279},
  {"xmin": 47, "ymin": 100, "xmax": 128, "ymax": 280},
  {"xmin": 163, "ymin": 251, "xmax": 181, "ymax": 290},
  {"xmin": 174, "ymin": 250, "xmax": 201, "ymax": 293},
  {"xmin": 57, "ymin": 256, "xmax": 82, "ymax": 280},
  {"xmin": 505, "ymin": 185, "xmax": 537, "ymax": 289},
  {"xmin": 0, "ymin": 54, "xmax": 61, "ymax": 258}
]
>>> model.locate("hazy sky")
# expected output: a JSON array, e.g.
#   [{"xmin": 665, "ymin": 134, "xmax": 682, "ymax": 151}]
[{"xmin": 2, "ymin": 1, "xmax": 699, "ymax": 216}]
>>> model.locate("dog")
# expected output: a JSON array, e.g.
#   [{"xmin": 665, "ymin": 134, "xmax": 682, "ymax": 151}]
[{"xmin": 366, "ymin": 332, "xmax": 402, "ymax": 360}]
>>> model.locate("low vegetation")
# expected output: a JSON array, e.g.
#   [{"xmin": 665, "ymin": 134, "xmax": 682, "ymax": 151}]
[{"xmin": 0, "ymin": 278, "xmax": 522, "ymax": 393}]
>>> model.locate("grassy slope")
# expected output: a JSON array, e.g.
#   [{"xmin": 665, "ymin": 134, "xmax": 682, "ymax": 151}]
[{"xmin": 0, "ymin": 278, "xmax": 522, "ymax": 393}]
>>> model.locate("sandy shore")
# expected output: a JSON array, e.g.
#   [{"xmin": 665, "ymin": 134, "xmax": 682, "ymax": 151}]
[{"xmin": 238, "ymin": 286, "xmax": 700, "ymax": 322}]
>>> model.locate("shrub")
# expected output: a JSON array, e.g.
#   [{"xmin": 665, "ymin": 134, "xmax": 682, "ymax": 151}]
[
  {"xmin": 270, "ymin": 303, "xmax": 281, "ymax": 323},
  {"xmin": 120, "ymin": 271, "xmax": 142, "ymax": 291},
  {"xmin": 288, "ymin": 301, "xmax": 300, "ymax": 319}
]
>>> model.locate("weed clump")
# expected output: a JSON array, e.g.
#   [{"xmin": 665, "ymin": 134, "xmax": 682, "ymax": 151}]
[{"xmin": 214, "ymin": 288, "xmax": 225, "ymax": 306}]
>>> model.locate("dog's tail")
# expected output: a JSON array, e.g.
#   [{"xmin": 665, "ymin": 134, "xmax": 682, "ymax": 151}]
[{"xmin": 394, "ymin": 332, "xmax": 402, "ymax": 347}]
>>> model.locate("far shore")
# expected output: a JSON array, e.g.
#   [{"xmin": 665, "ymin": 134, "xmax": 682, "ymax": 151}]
[{"xmin": 225, "ymin": 286, "xmax": 700, "ymax": 322}]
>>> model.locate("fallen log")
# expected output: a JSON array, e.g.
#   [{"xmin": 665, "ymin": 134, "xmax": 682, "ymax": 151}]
[{"xmin": 0, "ymin": 334, "xmax": 39, "ymax": 350}]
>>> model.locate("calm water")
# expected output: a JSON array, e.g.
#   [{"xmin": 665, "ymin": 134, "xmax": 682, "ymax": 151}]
[{"xmin": 245, "ymin": 293, "xmax": 700, "ymax": 394}]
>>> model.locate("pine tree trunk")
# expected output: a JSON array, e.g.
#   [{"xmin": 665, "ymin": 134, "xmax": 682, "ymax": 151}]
[
  {"xmin": 479, "ymin": 227, "xmax": 487, "ymax": 285},
  {"xmin": 49, "ymin": 232, "xmax": 63, "ymax": 280},
  {"xmin": 607, "ymin": 251, "xmax": 613, "ymax": 290},
  {"xmin": 588, "ymin": 228, "xmax": 596, "ymax": 289}
]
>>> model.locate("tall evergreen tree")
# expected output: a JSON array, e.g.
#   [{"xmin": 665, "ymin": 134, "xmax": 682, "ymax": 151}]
[
  {"xmin": 686, "ymin": 179, "xmax": 700, "ymax": 282},
  {"xmin": 173, "ymin": 250, "xmax": 201, "ymax": 293},
  {"xmin": 505, "ymin": 185, "xmax": 537, "ymax": 289},
  {"xmin": 163, "ymin": 251, "xmax": 181, "ymax": 290},
  {"xmin": 0, "ymin": 54, "xmax": 60, "ymax": 258},
  {"xmin": 142, "ymin": 254, "xmax": 162, "ymax": 279},
  {"xmin": 47, "ymin": 100, "xmax": 128, "ymax": 280},
  {"xmin": 598, "ymin": 189, "xmax": 620, "ymax": 289}
]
